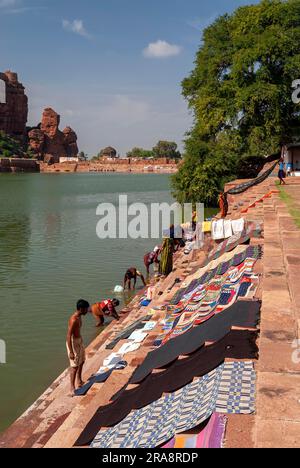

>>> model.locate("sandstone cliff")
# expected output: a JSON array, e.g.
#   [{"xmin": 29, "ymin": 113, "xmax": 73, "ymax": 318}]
[{"xmin": 0, "ymin": 71, "xmax": 28, "ymax": 139}]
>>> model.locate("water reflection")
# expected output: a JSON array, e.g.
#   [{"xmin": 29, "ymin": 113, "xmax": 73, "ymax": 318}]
[{"xmin": 0, "ymin": 214, "xmax": 30, "ymax": 287}]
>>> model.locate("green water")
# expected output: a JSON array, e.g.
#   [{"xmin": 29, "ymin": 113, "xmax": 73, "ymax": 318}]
[
  {"xmin": 0, "ymin": 173, "xmax": 177, "ymax": 432},
  {"xmin": 0, "ymin": 172, "xmax": 218, "ymax": 433}
]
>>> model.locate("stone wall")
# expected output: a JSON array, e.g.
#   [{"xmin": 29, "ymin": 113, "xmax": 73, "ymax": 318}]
[
  {"xmin": 39, "ymin": 159, "xmax": 178, "ymax": 174},
  {"xmin": 0, "ymin": 158, "xmax": 39, "ymax": 173}
]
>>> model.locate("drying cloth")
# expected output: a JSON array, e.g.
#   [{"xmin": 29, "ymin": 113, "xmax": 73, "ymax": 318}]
[
  {"xmin": 170, "ymin": 245, "xmax": 262, "ymax": 305},
  {"xmin": 130, "ymin": 299, "xmax": 260, "ymax": 383},
  {"xmin": 226, "ymin": 161, "xmax": 278, "ymax": 195},
  {"xmin": 87, "ymin": 361, "xmax": 255, "ymax": 448},
  {"xmin": 202, "ymin": 221, "xmax": 212, "ymax": 233},
  {"xmin": 162, "ymin": 413, "xmax": 227, "ymax": 449},
  {"xmin": 105, "ymin": 315, "xmax": 151, "ymax": 350},
  {"xmin": 231, "ymin": 218, "xmax": 245, "ymax": 235},
  {"xmin": 223, "ymin": 220, "xmax": 233, "ymax": 239},
  {"xmin": 212, "ymin": 220, "xmax": 225, "ymax": 240},
  {"xmin": 156, "ymin": 263, "xmax": 259, "ymax": 346},
  {"xmin": 75, "ymin": 329, "xmax": 258, "ymax": 437},
  {"xmin": 128, "ymin": 330, "xmax": 148, "ymax": 343},
  {"xmin": 204, "ymin": 221, "xmax": 263, "ymax": 267},
  {"xmin": 75, "ymin": 360, "xmax": 128, "ymax": 397},
  {"xmin": 142, "ymin": 321, "xmax": 157, "ymax": 332},
  {"xmin": 118, "ymin": 342, "xmax": 141, "ymax": 355}
]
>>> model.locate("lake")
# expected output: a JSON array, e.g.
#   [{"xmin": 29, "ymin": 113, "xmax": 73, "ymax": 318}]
[{"xmin": 0, "ymin": 172, "xmax": 216, "ymax": 432}]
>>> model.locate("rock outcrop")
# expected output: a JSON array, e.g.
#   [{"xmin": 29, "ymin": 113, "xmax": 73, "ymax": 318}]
[
  {"xmin": 28, "ymin": 128, "xmax": 45, "ymax": 159},
  {"xmin": 28, "ymin": 108, "xmax": 78, "ymax": 163},
  {"xmin": 0, "ymin": 71, "xmax": 28, "ymax": 138}
]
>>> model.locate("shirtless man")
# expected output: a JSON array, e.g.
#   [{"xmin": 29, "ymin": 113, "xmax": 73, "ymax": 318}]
[
  {"xmin": 123, "ymin": 267, "xmax": 146, "ymax": 290},
  {"xmin": 90, "ymin": 298, "xmax": 120, "ymax": 327},
  {"xmin": 66, "ymin": 299, "xmax": 90, "ymax": 396}
]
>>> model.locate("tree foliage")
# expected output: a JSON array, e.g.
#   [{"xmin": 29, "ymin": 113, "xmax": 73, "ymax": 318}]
[
  {"xmin": 0, "ymin": 131, "xmax": 33, "ymax": 159},
  {"xmin": 127, "ymin": 147, "xmax": 154, "ymax": 159},
  {"xmin": 152, "ymin": 140, "xmax": 181, "ymax": 159},
  {"xmin": 172, "ymin": 0, "xmax": 300, "ymax": 206}
]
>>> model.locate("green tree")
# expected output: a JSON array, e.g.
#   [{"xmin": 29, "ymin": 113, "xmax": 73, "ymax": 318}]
[
  {"xmin": 0, "ymin": 131, "xmax": 32, "ymax": 158},
  {"xmin": 152, "ymin": 141, "xmax": 181, "ymax": 159},
  {"xmin": 78, "ymin": 151, "xmax": 88, "ymax": 161},
  {"xmin": 172, "ymin": 0, "xmax": 300, "ymax": 206},
  {"xmin": 126, "ymin": 147, "xmax": 154, "ymax": 158}
]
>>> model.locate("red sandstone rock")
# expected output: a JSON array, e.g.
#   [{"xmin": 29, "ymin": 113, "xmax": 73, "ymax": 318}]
[
  {"xmin": 38, "ymin": 108, "xmax": 79, "ymax": 163},
  {"xmin": 28, "ymin": 128, "xmax": 45, "ymax": 159},
  {"xmin": 63, "ymin": 127, "xmax": 78, "ymax": 158},
  {"xmin": 0, "ymin": 71, "xmax": 28, "ymax": 138}
]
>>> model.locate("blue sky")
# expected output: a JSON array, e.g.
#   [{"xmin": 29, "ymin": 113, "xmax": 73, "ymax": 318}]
[{"xmin": 0, "ymin": 0, "xmax": 259, "ymax": 156}]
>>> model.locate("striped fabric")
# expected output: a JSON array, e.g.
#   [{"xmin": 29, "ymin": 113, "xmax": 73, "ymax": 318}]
[
  {"xmin": 154, "ymin": 256, "xmax": 260, "ymax": 346},
  {"xmin": 162, "ymin": 413, "xmax": 227, "ymax": 449},
  {"xmin": 91, "ymin": 361, "xmax": 255, "ymax": 449},
  {"xmin": 171, "ymin": 245, "xmax": 262, "ymax": 305}
]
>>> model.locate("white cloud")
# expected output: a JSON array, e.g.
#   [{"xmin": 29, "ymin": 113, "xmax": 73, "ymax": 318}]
[
  {"xmin": 143, "ymin": 40, "xmax": 182, "ymax": 59},
  {"xmin": 27, "ymin": 84, "xmax": 191, "ymax": 156},
  {"xmin": 62, "ymin": 19, "xmax": 91, "ymax": 38}
]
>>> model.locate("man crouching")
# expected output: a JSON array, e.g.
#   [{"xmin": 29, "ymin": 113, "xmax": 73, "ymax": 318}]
[{"xmin": 66, "ymin": 299, "xmax": 90, "ymax": 397}]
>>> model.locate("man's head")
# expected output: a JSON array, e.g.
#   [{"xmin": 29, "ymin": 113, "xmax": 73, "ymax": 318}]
[
  {"xmin": 112, "ymin": 299, "xmax": 120, "ymax": 308},
  {"xmin": 76, "ymin": 299, "xmax": 90, "ymax": 315}
]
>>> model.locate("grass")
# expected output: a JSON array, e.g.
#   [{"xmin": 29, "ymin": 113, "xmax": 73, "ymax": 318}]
[{"xmin": 276, "ymin": 181, "xmax": 300, "ymax": 229}]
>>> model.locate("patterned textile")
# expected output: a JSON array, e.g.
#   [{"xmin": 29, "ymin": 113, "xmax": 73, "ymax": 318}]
[
  {"xmin": 155, "ymin": 254, "xmax": 260, "ymax": 346},
  {"xmin": 204, "ymin": 221, "xmax": 263, "ymax": 266},
  {"xmin": 170, "ymin": 245, "xmax": 262, "ymax": 305},
  {"xmin": 162, "ymin": 413, "xmax": 227, "ymax": 449},
  {"xmin": 226, "ymin": 161, "xmax": 278, "ymax": 195},
  {"xmin": 90, "ymin": 361, "xmax": 255, "ymax": 449}
]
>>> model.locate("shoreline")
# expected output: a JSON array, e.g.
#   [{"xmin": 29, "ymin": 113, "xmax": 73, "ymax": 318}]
[{"xmin": 1, "ymin": 175, "xmax": 299, "ymax": 448}]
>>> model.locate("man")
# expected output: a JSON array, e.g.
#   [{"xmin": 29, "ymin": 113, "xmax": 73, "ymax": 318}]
[
  {"xmin": 123, "ymin": 267, "xmax": 146, "ymax": 290},
  {"xmin": 278, "ymin": 158, "xmax": 286, "ymax": 185},
  {"xmin": 144, "ymin": 246, "xmax": 160, "ymax": 275},
  {"xmin": 66, "ymin": 299, "xmax": 90, "ymax": 397},
  {"xmin": 90, "ymin": 298, "xmax": 120, "ymax": 327}
]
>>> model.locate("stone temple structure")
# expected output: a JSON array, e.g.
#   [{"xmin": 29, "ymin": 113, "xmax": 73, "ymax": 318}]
[{"xmin": 0, "ymin": 71, "xmax": 28, "ymax": 139}]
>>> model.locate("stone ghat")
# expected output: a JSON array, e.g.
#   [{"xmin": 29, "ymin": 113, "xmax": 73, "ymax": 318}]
[
  {"xmin": 40, "ymin": 159, "xmax": 178, "ymax": 174},
  {"xmin": 0, "ymin": 174, "xmax": 299, "ymax": 448},
  {"xmin": 0, "ymin": 158, "xmax": 39, "ymax": 173}
]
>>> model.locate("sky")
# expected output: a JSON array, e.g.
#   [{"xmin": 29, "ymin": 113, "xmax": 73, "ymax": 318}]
[{"xmin": 0, "ymin": 0, "xmax": 260, "ymax": 156}]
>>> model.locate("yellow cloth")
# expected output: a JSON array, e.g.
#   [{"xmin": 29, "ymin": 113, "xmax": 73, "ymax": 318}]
[{"xmin": 202, "ymin": 221, "xmax": 212, "ymax": 233}]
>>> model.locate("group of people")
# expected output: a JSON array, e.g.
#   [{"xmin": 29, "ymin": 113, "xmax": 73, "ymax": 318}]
[{"xmin": 66, "ymin": 245, "xmax": 162, "ymax": 396}]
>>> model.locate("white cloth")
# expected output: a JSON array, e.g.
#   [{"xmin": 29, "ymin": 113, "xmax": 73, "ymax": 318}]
[
  {"xmin": 118, "ymin": 342, "xmax": 141, "ymax": 355},
  {"xmin": 212, "ymin": 220, "xmax": 225, "ymax": 240},
  {"xmin": 223, "ymin": 220, "xmax": 233, "ymax": 239},
  {"xmin": 231, "ymin": 218, "xmax": 245, "ymax": 235},
  {"xmin": 103, "ymin": 353, "xmax": 123, "ymax": 368},
  {"xmin": 128, "ymin": 330, "xmax": 148, "ymax": 343},
  {"xmin": 142, "ymin": 321, "xmax": 157, "ymax": 331}
]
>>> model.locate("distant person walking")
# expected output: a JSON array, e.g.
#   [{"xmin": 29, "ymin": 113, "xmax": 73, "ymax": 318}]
[
  {"xmin": 66, "ymin": 299, "xmax": 90, "ymax": 397},
  {"xmin": 278, "ymin": 158, "xmax": 286, "ymax": 185}
]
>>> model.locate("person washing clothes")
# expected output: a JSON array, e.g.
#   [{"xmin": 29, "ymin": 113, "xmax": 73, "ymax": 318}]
[
  {"xmin": 144, "ymin": 246, "xmax": 161, "ymax": 275},
  {"xmin": 90, "ymin": 298, "xmax": 120, "ymax": 327},
  {"xmin": 123, "ymin": 267, "xmax": 147, "ymax": 290}
]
